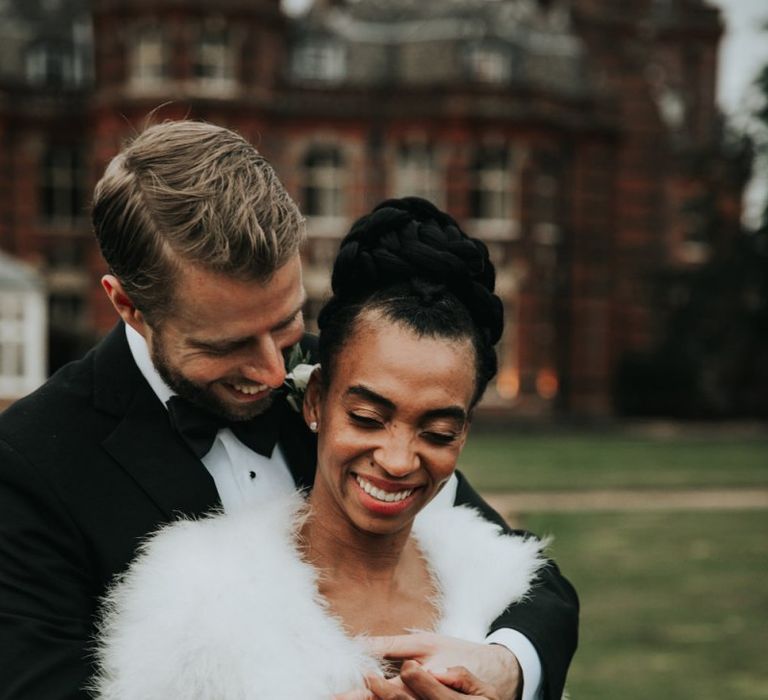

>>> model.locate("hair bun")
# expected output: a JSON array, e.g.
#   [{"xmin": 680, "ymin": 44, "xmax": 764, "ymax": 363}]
[{"xmin": 329, "ymin": 197, "xmax": 503, "ymax": 344}]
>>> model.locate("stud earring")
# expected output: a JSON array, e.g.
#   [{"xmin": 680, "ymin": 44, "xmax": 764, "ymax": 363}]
[{"xmin": 309, "ymin": 421, "xmax": 318, "ymax": 433}]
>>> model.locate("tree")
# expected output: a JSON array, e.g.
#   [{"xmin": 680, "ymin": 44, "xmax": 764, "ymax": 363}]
[{"xmin": 615, "ymin": 61, "xmax": 768, "ymax": 417}]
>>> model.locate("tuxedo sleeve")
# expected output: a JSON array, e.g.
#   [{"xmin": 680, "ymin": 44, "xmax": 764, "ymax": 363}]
[
  {"xmin": 453, "ymin": 471, "xmax": 579, "ymax": 700},
  {"xmin": 0, "ymin": 439, "xmax": 94, "ymax": 700}
]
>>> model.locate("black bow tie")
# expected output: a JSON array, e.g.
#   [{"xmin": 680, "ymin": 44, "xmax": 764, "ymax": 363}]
[{"xmin": 166, "ymin": 395, "xmax": 282, "ymax": 460}]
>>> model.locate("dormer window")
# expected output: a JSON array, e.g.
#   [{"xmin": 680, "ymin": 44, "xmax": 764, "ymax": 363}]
[{"xmin": 292, "ymin": 40, "xmax": 346, "ymax": 82}]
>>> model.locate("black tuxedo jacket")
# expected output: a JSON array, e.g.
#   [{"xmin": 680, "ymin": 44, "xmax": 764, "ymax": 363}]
[{"xmin": 0, "ymin": 324, "xmax": 577, "ymax": 700}]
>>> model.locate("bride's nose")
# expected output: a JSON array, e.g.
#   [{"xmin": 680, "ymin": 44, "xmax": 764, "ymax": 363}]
[{"xmin": 372, "ymin": 429, "xmax": 420, "ymax": 478}]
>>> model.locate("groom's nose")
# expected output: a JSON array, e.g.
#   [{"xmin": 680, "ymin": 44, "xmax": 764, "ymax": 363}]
[{"xmin": 241, "ymin": 336, "xmax": 286, "ymax": 388}]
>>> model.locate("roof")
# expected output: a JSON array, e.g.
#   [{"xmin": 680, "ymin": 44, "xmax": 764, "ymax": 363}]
[{"xmin": 0, "ymin": 250, "xmax": 45, "ymax": 292}]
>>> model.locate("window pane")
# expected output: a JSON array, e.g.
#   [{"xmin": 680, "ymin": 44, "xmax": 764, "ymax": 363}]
[
  {"xmin": 40, "ymin": 146, "xmax": 85, "ymax": 224},
  {"xmin": 470, "ymin": 148, "xmax": 512, "ymax": 220},
  {"xmin": 302, "ymin": 146, "xmax": 345, "ymax": 217}
]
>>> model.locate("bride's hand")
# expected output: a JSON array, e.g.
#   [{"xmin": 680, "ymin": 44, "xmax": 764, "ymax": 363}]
[
  {"xmin": 363, "ymin": 633, "xmax": 520, "ymax": 700},
  {"xmin": 365, "ymin": 660, "xmax": 501, "ymax": 699}
]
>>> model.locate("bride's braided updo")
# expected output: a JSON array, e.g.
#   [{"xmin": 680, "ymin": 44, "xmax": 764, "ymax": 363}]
[{"xmin": 317, "ymin": 197, "xmax": 504, "ymax": 407}]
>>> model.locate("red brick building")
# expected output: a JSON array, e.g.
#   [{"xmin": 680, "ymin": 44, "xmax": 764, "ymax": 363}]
[{"xmin": 0, "ymin": 0, "xmax": 747, "ymax": 415}]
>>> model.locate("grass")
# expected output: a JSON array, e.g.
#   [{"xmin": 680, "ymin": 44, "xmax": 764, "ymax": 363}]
[
  {"xmin": 456, "ymin": 427, "xmax": 768, "ymax": 698},
  {"xmin": 524, "ymin": 510, "xmax": 768, "ymax": 700},
  {"xmin": 458, "ymin": 430, "xmax": 768, "ymax": 492}
]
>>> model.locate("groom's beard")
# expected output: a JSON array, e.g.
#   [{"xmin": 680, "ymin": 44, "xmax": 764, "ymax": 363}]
[{"xmin": 150, "ymin": 340, "xmax": 274, "ymax": 422}]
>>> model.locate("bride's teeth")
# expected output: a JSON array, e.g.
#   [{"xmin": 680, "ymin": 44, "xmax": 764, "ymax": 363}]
[
  {"xmin": 355, "ymin": 475, "xmax": 414, "ymax": 503},
  {"xmin": 232, "ymin": 383, "xmax": 268, "ymax": 395}
]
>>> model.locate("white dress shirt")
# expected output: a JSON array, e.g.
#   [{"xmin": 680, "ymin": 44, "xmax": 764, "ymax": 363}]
[
  {"xmin": 126, "ymin": 325, "xmax": 295, "ymax": 512},
  {"xmin": 125, "ymin": 324, "xmax": 542, "ymax": 698}
]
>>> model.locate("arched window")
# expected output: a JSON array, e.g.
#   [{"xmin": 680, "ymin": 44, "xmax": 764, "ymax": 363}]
[
  {"xmin": 469, "ymin": 147, "xmax": 513, "ymax": 221},
  {"xmin": 393, "ymin": 143, "xmax": 443, "ymax": 206},
  {"xmin": 302, "ymin": 146, "xmax": 345, "ymax": 218}
]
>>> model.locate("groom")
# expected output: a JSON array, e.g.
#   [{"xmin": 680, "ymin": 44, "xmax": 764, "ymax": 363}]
[{"xmin": 0, "ymin": 121, "xmax": 577, "ymax": 700}]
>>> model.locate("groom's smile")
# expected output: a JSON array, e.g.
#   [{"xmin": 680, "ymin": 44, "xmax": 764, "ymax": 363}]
[{"xmin": 140, "ymin": 255, "xmax": 306, "ymax": 421}]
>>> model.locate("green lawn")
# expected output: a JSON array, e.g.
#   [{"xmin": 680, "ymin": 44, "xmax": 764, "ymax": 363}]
[
  {"xmin": 458, "ymin": 430, "xmax": 768, "ymax": 491},
  {"xmin": 457, "ymin": 428, "xmax": 768, "ymax": 698},
  {"xmin": 524, "ymin": 510, "xmax": 768, "ymax": 700}
]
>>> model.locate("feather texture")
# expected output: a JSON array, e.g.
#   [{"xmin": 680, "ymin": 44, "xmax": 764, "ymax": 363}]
[{"xmin": 91, "ymin": 494, "xmax": 547, "ymax": 699}]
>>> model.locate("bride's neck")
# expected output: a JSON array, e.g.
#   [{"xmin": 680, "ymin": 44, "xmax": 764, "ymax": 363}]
[
  {"xmin": 300, "ymin": 478, "xmax": 437, "ymax": 636},
  {"xmin": 301, "ymin": 493, "xmax": 412, "ymax": 586}
]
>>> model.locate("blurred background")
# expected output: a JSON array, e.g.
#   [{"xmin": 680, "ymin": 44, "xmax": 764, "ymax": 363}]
[{"xmin": 0, "ymin": 0, "xmax": 766, "ymax": 697}]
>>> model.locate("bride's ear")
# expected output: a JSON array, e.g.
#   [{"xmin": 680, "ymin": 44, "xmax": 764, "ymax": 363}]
[{"xmin": 302, "ymin": 368, "xmax": 323, "ymax": 433}]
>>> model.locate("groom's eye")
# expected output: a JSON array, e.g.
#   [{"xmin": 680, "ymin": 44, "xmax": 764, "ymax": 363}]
[
  {"xmin": 191, "ymin": 338, "xmax": 247, "ymax": 355},
  {"xmin": 202, "ymin": 346, "xmax": 233, "ymax": 356}
]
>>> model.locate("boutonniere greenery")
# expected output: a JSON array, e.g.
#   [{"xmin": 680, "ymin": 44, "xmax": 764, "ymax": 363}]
[{"xmin": 283, "ymin": 343, "xmax": 319, "ymax": 413}]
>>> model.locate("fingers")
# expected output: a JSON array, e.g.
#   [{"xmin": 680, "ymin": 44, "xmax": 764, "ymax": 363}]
[
  {"xmin": 429, "ymin": 666, "xmax": 500, "ymax": 699},
  {"xmin": 332, "ymin": 689, "xmax": 375, "ymax": 700},
  {"xmin": 399, "ymin": 660, "xmax": 467, "ymax": 699},
  {"xmin": 364, "ymin": 674, "xmax": 416, "ymax": 699},
  {"xmin": 365, "ymin": 634, "xmax": 433, "ymax": 660}
]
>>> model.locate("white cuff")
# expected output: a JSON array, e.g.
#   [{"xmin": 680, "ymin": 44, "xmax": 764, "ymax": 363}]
[{"xmin": 486, "ymin": 628, "xmax": 542, "ymax": 700}]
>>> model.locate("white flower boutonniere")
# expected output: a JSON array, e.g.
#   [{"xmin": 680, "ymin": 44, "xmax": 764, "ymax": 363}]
[{"xmin": 283, "ymin": 343, "xmax": 319, "ymax": 413}]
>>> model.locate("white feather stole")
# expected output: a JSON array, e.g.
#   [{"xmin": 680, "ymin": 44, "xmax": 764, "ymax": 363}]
[{"xmin": 91, "ymin": 494, "xmax": 547, "ymax": 700}]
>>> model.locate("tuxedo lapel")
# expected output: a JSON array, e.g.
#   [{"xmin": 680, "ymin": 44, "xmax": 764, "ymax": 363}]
[
  {"xmin": 276, "ymin": 398, "xmax": 317, "ymax": 492},
  {"xmin": 103, "ymin": 386, "xmax": 221, "ymax": 519},
  {"xmin": 94, "ymin": 324, "xmax": 220, "ymax": 520}
]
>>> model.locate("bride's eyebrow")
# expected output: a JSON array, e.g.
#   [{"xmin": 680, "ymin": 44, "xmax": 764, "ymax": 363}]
[
  {"xmin": 422, "ymin": 407, "xmax": 467, "ymax": 423},
  {"xmin": 345, "ymin": 385, "xmax": 395, "ymax": 411}
]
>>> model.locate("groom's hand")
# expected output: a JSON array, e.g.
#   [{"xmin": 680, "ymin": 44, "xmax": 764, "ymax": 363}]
[
  {"xmin": 364, "ymin": 633, "xmax": 522, "ymax": 700},
  {"xmin": 363, "ymin": 660, "xmax": 501, "ymax": 699},
  {"xmin": 332, "ymin": 662, "xmax": 501, "ymax": 700}
]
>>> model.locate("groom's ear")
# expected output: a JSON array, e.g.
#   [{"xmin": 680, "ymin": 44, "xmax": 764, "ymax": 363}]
[
  {"xmin": 302, "ymin": 368, "xmax": 323, "ymax": 431},
  {"xmin": 101, "ymin": 274, "xmax": 149, "ymax": 338}
]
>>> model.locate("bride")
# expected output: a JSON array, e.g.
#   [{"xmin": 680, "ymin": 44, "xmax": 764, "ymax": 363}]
[{"xmin": 91, "ymin": 198, "xmax": 549, "ymax": 699}]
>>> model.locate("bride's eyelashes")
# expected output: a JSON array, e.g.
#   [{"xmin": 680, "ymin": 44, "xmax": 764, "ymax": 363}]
[
  {"xmin": 347, "ymin": 411, "xmax": 384, "ymax": 429},
  {"xmin": 421, "ymin": 430, "xmax": 460, "ymax": 445},
  {"xmin": 347, "ymin": 410, "xmax": 461, "ymax": 446}
]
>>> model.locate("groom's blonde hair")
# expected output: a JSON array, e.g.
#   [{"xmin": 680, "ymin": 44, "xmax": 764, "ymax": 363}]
[{"xmin": 92, "ymin": 120, "xmax": 305, "ymax": 324}]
